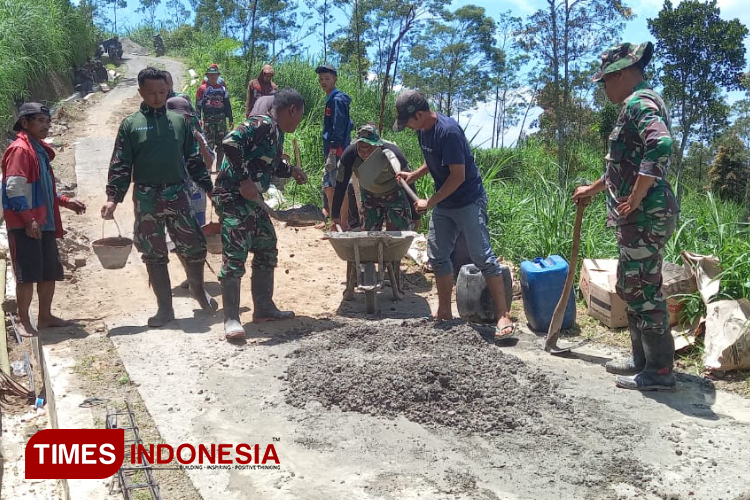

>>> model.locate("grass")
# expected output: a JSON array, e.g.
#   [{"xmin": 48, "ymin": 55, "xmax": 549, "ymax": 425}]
[{"xmin": 0, "ymin": 0, "xmax": 97, "ymax": 131}]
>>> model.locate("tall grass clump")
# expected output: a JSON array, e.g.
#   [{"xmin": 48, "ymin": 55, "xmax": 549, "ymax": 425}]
[{"xmin": 0, "ymin": 0, "xmax": 97, "ymax": 131}]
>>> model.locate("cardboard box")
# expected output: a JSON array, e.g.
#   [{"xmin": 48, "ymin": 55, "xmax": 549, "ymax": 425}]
[
  {"xmin": 663, "ymin": 261, "xmax": 698, "ymax": 326},
  {"xmin": 579, "ymin": 259, "xmax": 628, "ymax": 328},
  {"xmin": 579, "ymin": 259, "xmax": 698, "ymax": 328}
]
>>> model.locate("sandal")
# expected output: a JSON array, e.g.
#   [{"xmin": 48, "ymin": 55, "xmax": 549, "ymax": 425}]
[{"xmin": 495, "ymin": 323, "xmax": 517, "ymax": 338}]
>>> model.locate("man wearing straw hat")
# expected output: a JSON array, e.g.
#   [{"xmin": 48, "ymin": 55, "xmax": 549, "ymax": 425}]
[
  {"xmin": 101, "ymin": 67, "xmax": 216, "ymax": 328},
  {"xmin": 213, "ymin": 89, "xmax": 308, "ymax": 341},
  {"xmin": 573, "ymin": 42, "xmax": 679, "ymax": 391},
  {"xmin": 1, "ymin": 102, "xmax": 86, "ymax": 337}
]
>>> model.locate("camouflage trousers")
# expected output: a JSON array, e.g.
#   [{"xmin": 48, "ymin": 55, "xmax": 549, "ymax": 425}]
[
  {"xmin": 615, "ymin": 214, "xmax": 677, "ymax": 332},
  {"xmin": 204, "ymin": 120, "xmax": 227, "ymax": 169},
  {"xmin": 133, "ymin": 184, "xmax": 207, "ymax": 265},
  {"xmin": 213, "ymin": 196, "xmax": 277, "ymax": 280},
  {"xmin": 362, "ymin": 189, "xmax": 412, "ymax": 231}
]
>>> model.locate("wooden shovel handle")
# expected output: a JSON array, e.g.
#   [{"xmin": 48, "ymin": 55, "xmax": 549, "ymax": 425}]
[
  {"xmin": 397, "ymin": 177, "xmax": 420, "ymax": 203},
  {"xmin": 293, "ymin": 138, "xmax": 301, "ymax": 169},
  {"xmin": 545, "ymin": 202, "xmax": 585, "ymax": 350}
]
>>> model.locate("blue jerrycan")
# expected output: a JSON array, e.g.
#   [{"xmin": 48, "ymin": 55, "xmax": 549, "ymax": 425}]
[{"xmin": 520, "ymin": 255, "xmax": 575, "ymax": 332}]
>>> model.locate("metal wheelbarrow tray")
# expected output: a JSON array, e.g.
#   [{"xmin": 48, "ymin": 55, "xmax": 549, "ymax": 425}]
[{"xmin": 326, "ymin": 231, "xmax": 418, "ymax": 313}]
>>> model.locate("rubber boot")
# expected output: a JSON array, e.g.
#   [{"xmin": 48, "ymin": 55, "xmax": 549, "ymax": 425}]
[
  {"xmin": 605, "ymin": 315, "xmax": 646, "ymax": 375},
  {"xmin": 146, "ymin": 264, "xmax": 175, "ymax": 327},
  {"xmin": 184, "ymin": 259, "xmax": 219, "ymax": 313},
  {"xmin": 616, "ymin": 326, "xmax": 676, "ymax": 392},
  {"xmin": 221, "ymin": 278, "xmax": 245, "ymax": 340},
  {"xmin": 251, "ymin": 266, "xmax": 294, "ymax": 322}
]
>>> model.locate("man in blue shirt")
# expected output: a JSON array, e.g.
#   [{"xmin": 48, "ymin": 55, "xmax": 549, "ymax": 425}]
[
  {"xmin": 316, "ymin": 64, "xmax": 354, "ymax": 229},
  {"xmin": 394, "ymin": 90, "xmax": 514, "ymax": 337}
]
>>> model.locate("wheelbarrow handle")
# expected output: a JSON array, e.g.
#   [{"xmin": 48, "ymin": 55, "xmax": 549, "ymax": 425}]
[{"xmin": 397, "ymin": 177, "xmax": 420, "ymax": 203}]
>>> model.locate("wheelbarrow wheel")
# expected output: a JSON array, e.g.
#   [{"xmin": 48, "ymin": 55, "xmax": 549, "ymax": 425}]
[{"xmin": 363, "ymin": 263, "xmax": 377, "ymax": 314}]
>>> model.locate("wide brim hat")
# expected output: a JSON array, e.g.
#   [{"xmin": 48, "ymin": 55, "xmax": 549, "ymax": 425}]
[{"xmin": 591, "ymin": 41, "xmax": 654, "ymax": 82}]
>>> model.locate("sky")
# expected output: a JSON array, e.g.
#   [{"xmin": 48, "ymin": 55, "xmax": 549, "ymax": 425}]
[{"xmin": 99, "ymin": 0, "xmax": 750, "ymax": 147}]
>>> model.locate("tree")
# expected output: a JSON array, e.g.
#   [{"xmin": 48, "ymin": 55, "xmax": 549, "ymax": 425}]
[
  {"xmin": 518, "ymin": 0, "xmax": 631, "ymax": 184},
  {"xmin": 488, "ymin": 13, "xmax": 529, "ymax": 148},
  {"xmin": 708, "ymin": 134, "xmax": 749, "ymax": 204},
  {"xmin": 137, "ymin": 0, "xmax": 161, "ymax": 27},
  {"xmin": 402, "ymin": 5, "xmax": 496, "ymax": 119},
  {"xmin": 305, "ymin": 0, "xmax": 335, "ymax": 61},
  {"xmin": 99, "ymin": 0, "xmax": 127, "ymax": 33},
  {"xmin": 165, "ymin": 0, "xmax": 191, "ymax": 27},
  {"xmin": 331, "ymin": 0, "xmax": 372, "ymax": 90},
  {"xmin": 194, "ymin": 0, "xmax": 224, "ymax": 33},
  {"xmin": 648, "ymin": 0, "xmax": 748, "ymax": 206},
  {"xmin": 256, "ymin": 0, "xmax": 301, "ymax": 60}
]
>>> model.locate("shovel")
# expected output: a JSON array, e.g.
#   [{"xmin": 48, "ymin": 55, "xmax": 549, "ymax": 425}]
[
  {"xmin": 382, "ymin": 148, "xmax": 420, "ymax": 204},
  {"xmin": 545, "ymin": 201, "xmax": 586, "ymax": 355}
]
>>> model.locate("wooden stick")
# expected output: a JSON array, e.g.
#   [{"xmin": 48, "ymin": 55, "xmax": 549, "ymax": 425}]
[
  {"xmin": 545, "ymin": 202, "xmax": 585, "ymax": 353},
  {"xmin": 397, "ymin": 177, "xmax": 420, "ymax": 203}
]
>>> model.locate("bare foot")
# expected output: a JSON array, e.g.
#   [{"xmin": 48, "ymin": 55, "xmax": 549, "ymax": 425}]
[
  {"xmin": 314, "ymin": 221, "xmax": 327, "ymax": 230},
  {"xmin": 17, "ymin": 320, "xmax": 38, "ymax": 337},
  {"xmin": 38, "ymin": 315, "xmax": 75, "ymax": 328},
  {"xmin": 431, "ymin": 310, "xmax": 453, "ymax": 322}
]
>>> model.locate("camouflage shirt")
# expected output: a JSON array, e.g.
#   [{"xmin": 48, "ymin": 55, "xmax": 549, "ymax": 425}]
[
  {"xmin": 213, "ymin": 114, "xmax": 292, "ymax": 203},
  {"xmin": 604, "ymin": 81, "xmax": 678, "ymax": 226},
  {"xmin": 106, "ymin": 103, "xmax": 212, "ymax": 203}
]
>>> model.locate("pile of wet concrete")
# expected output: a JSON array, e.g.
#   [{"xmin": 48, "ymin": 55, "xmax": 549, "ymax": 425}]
[{"xmin": 285, "ymin": 320, "xmax": 576, "ymax": 433}]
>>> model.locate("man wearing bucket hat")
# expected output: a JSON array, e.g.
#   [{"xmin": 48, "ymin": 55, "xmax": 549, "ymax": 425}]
[
  {"xmin": 213, "ymin": 89, "xmax": 308, "ymax": 341},
  {"xmin": 393, "ymin": 90, "xmax": 514, "ymax": 339},
  {"xmin": 331, "ymin": 123, "xmax": 417, "ymax": 233},
  {"xmin": 196, "ymin": 63, "xmax": 233, "ymax": 172},
  {"xmin": 1, "ymin": 103, "xmax": 86, "ymax": 337},
  {"xmin": 102, "ymin": 67, "xmax": 216, "ymax": 328},
  {"xmin": 572, "ymin": 42, "xmax": 679, "ymax": 391}
]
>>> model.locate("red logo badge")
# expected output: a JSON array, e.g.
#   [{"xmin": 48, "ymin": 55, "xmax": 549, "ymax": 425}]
[{"xmin": 26, "ymin": 429, "xmax": 125, "ymax": 479}]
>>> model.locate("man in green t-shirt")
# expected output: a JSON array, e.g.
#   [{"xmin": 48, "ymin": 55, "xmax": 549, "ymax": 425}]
[{"xmin": 101, "ymin": 67, "xmax": 216, "ymax": 328}]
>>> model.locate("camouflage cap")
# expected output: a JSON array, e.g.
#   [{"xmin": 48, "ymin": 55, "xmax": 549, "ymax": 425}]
[
  {"xmin": 355, "ymin": 124, "xmax": 383, "ymax": 146},
  {"xmin": 591, "ymin": 41, "xmax": 654, "ymax": 82},
  {"xmin": 205, "ymin": 63, "xmax": 220, "ymax": 75}
]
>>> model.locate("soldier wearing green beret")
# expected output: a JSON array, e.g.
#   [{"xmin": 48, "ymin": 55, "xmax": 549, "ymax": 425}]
[{"xmin": 573, "ymin": 42, "xmax": 679, "ymax": 391}]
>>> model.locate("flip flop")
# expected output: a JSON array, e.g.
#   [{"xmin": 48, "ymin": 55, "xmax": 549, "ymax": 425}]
[{"xmin": 495, "ymin": 323, "xmax": 517, "ymax": 338}]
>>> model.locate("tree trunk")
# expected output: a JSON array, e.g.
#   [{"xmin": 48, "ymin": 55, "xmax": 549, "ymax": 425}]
[
  {"xmin": 323, "ymin": 0, "xmax": 328, "ymax": 61},
  {"xmin": 378, "ymin": 7, "xmax": 415, "ymax": 134},
  {"xmin": 248, "ymin": 0, "xmax": 259, "ymax": 68},
  {"xmin": 492, "ymin": 84, "xmax": 499, "ymax": 148},
  {"xmin": 517, "ymin": 88, "xmax": 537, "ymax": 147},
  {"xmin": 355, "ymin": 0, "xmax": 362, "ymax": 90}
]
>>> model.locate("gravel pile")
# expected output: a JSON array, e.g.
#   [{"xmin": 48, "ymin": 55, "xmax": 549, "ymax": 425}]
[{"xmin": 285, "ymin": 320, "xmax": 575, "ymax": 432}]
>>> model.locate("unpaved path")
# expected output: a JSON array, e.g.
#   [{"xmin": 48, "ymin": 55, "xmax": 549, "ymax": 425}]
[{"xmin": 43, "ymin": 44, "xmax": 750, "ymax": 500}]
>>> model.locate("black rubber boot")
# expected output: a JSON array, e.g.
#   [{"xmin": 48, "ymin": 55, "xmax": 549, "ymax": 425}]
[
  {"xmin": 616, "ymin": 326, "xmax": 676, "ymax": 392},
  {"xmin": 184, "ymin": 259, "xmax": 218, "ymax": 313},
  {"xmin": 251, "ymin": 266, "xmax": 294, "ymax": 322},
  {"xmin": 605, "ymin": 315, "xmax": 646, "ymax": 375},
  {"xmin": 146, "ymin": 264, "xmax": 175, "ymax": 327},
  {"xmin": 221, "ymin": 278, "xmax": 245, "ymax": 340}
]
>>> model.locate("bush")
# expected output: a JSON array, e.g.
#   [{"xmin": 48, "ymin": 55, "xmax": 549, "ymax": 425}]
[{"xmin": 0, "ymin": 0, "xmax": 97, "ymax": 131}]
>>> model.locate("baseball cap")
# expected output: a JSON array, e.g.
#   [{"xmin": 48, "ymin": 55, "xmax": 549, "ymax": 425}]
[
  {"xmin": 393, "ymin": 90, "xmax": 430, "ymax": 132},
  {"xmin": 13, "ymin": 102, "xmax": 51, "ymax": 131},
  {"xmin": 592, "ymin": 41, "xmax": 653, "ymax": 82},
  {"xmin": 166, "ymin": 96, "xmax": 193, "ymax": 117},
  {"xmin": 355, "ymin": 124, "xmax": 384, "ymax": 146},
  {"xmin": 315, "ymin": 64, "xmax": 337, "ymax": 76},
  {"xmin": 205, "ymin": 63, "xmax": 220, "ymax": 75}
]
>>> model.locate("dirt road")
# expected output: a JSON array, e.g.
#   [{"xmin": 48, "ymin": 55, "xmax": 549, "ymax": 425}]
[{"xmin": 41, "ymin": 44, "xmax": 750, "ymax": 500}]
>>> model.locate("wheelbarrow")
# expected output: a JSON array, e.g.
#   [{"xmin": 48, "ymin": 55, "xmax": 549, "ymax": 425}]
[{"xmin": 326, "ymin": 231, "xmax": 418, "ymax": 313}]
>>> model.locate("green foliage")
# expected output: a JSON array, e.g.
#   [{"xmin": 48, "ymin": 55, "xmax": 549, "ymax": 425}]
[
  {"xmin": 0, "ymin": 0, "xmax": 98, "ymax": 131},
  {"xmin": 648, "ymin": 0, "xmax": 748, "ymax": 204},
  {"xmin": 708, "ymin": 134, "xmax": 749, "ymax": 205}
]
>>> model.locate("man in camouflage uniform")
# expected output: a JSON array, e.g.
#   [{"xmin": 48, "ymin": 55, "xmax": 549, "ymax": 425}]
[
  {"xmin": 196, "ymin": 64, "xmax": 233, "ymax": 172},
  {"xmin": 331, "ymin": 124, "xmax": 417, "ymax": 232},
  {"xmin": 101, "ymin": 67, "xmax": 217, "ymax": 328},
  {"xmin": 573, "ymin": 42, "xmax": 679, "ymax": 391},
  {"xmin": 213, "ymin": 89, "xmax": 308, "ymax": 341}
]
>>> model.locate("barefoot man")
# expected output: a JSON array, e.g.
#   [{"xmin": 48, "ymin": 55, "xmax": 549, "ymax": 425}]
[{"xmin": 1, "ymin": 103, "xmax": 86, "ymax": 336}]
